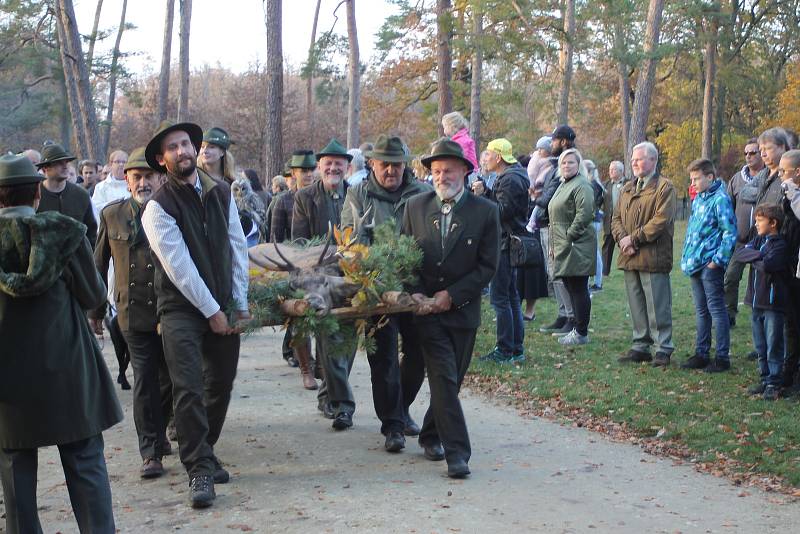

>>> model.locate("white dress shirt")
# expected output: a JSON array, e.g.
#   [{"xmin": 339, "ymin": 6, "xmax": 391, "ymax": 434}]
[
  {"xmin": 92, "ymin": 176, "xmax": 131, "ymax": 217},
  {"xmin": 141, "ymin": 173, "xmax": 249, "ymax": 318}
]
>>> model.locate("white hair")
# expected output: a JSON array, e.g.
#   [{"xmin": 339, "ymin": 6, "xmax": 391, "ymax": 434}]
[
  {"xmin": 632, "ymin": 142, "xmax": 659, "ymax": 163},
  {"xmin": 442, "ymin": 112, "xmax": 469, "ymax": 136},
  {"xmin": 610, "ymin": 160, "xmax": 625, "ymax": 173},
  {"xmin": 348, "ymin": 149, "xmax": 365, "ymax": 171}
]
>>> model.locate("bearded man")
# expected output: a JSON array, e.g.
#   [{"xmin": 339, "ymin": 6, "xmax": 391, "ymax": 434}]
[
  {"xmin": 90, "ymin": 147, "xmax": 173, "ymax": 480},
  {"xmin": 141, "ymin": 121, "xmax": 250, "ymax": 509},
  {"xmin": 401, "ymin": 140, "xmax": 500, "ymax": 478}
]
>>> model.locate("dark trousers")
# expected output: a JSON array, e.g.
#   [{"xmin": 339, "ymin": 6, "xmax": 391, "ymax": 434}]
[
  {"xmin": 367, "ymin": 313, "xmax": 421, "ymax": 434},
  {"xmin": 123, "ymin": 330, "xmax": 172, "ymax": 460},
  {"xmin": 783, "ymin": 280, "xmax": 800, "ymax": 386},
  {"xmin": 601, "ymin": 232, "xmax": 615, "ymax": 276},
  {"xmin": 400, "ymin": 322, "xmax": 427, "ymax": 422},
  {"xmin": 316, "ymin": 330, "xmax": 357, "ymax": 416},
  {"xmin": 281, "ymin": 327, "xmax": 293, "ymax": 362},
  {"xmin": 561, "ymin": 275, "xmax": 591, "ymax": 336},
  {"xmin": 490, "ymin": 251, "xmax": 524, "ymax": 355},
  {"xmin": 417, "ymin": 319, "xmax": 476, "ymax": 465},
  {"xmin": 0, "ymin": 434, "xmax": 114, "ymax": 534},
  {"xmin": 723, "ymin": 243, "xmax": 748, "ymax": 319},
  {"xmin": 105, "ymin": 315, "xmax": 129, "ymax": 381},
  {"xmin": 752, "ymin": 308, "xmax": 785, "ymax": 386},
  {"xmin": 160, "ymin": 310, "xmax": 240, "ymax": 477},
  {"xmin": 689, "ymin": 266, "xmax": 730, "ymax": 360}
]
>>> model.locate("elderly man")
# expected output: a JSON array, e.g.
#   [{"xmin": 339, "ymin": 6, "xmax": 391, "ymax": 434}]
[
  {"xmin": 142, "ymin": 121, "xmax": 250, "ymax": 509},
  {"xmin": 36, "ymin": 143, "xmax": 97, "ymax": 245},
  {"xmin": 92, "ymin": 149, "xmax": 129, "ymax": 214},
  {"xmin": 472, "ymin": 138, "xmax": 529, "ymax": 364},
  {"xmin": 293, "ymin": 138, "xmax": 358, "ymax": 430},
  {"xmin": 612, "ymin": 142, "xmax": 677, "ymax": 367},
  {"xmin": 0, "ymin": 154, "xmax": 122, "ymax": 533},
  {"xmin": 601, "ymin": 161, "xmax": 626, "ymax": 276},
  {"xmin": 341, "ymin": 135, "xmax": 431, "ymax": 451},
  {"xmin": 90, "ymin": 147, "xmax": 172, "ymax": 480},
  {"xmin": 402, "ymin": 139, "xmax": 499, "ymax": 478},
  {"xmin": 723, "ymin": 138, "xmax": 768, "ymax": 326}
]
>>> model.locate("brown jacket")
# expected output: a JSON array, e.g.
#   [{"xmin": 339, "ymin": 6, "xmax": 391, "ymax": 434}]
[{"xmin": 610, "ymin": 173, "xmax": 676, "ymax": 273}]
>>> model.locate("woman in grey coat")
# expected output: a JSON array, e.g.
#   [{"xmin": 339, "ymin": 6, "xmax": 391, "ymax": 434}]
[{"xmin": 548, "ymin": 148, "xmax": 597, "ymax": 345}]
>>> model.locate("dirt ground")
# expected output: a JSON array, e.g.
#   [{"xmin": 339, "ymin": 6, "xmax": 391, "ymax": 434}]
[{"xmin": 3, "ymin": 327, "xmax": 800, "ymax": 533}]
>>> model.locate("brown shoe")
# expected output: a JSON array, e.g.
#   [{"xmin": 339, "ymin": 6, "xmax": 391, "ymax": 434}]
[
  {"xmin": 141, "ymin": 458, "xmax": 164, "ymax": 479},
  {"xmin": 293, "ymin": 339, "xmax": 319, "ymax": 390},
  {"xmin": 652, "ymin": 352, "xmax": 671, "ymax": 367},
  {"xmin": 618, "ymin": 349, "xmax": 652, "ymax": 364}
]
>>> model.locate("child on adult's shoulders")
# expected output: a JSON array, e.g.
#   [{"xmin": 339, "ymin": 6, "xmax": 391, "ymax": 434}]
[
  {"xmin": 732, "ymin": 204, "xmax": 788, "ymax": 401},
  {"xmin": 679, "ymin": 158, "xmax": 737, "ymax": 373}
]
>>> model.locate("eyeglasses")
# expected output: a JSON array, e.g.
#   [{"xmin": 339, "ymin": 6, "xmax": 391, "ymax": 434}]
[{"xmin": 744, "ymin": 151, "xmax": 759, "ymax": 156}]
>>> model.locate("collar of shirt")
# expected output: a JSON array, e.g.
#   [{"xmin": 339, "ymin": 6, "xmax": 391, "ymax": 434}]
[
  {"xmin": 436, "ymin": 186, "xmax": 466, "ymax": 209},
  {"xmin": 0, "ymin": 205, "xmax": 36, "ymax": 217},
  {"xmin": 193, "ymin": 173, "xmax": 203, "ymax": 197}
]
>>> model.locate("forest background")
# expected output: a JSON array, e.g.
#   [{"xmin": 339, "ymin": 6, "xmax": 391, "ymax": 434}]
[{"xmin": 1, "ymin": 0, "xmax": 799, "ymax": 196}]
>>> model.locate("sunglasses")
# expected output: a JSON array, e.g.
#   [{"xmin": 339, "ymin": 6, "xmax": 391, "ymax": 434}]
[{"xmin": 744, "ymin": 151, "xmax": 759, "ymax": 156}]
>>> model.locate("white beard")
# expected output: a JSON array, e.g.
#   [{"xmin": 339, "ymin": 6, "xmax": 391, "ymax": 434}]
[{"xmin": 435, "ymin": 182, "xmax": 463, "ymax": 202}]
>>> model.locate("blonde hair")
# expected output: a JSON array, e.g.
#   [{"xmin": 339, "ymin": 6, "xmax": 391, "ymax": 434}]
[
  {"xmin": 442, "ymin": 112, "xmax": 468, "ymax": 136},
  {"xmin": 557, "ymin": 148, "xmax": 588, "ymax": 180},
  {"xmin": 199, "ymin": 145, "xmax": 237, "ymax": 184}
]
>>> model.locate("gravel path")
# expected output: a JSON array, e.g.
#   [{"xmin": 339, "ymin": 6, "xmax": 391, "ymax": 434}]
[{"xmin": 5, "ymin": 327, "xmax": 799, "ymax": 533}]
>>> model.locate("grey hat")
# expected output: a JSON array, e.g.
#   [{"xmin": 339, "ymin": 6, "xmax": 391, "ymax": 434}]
[{"xmin": 535, "ymin": 136, "xmax": 552, "ymax": 151}]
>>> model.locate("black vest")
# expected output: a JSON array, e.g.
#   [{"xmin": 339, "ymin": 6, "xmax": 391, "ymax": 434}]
[{"xmin": 150, "ymin": 170, "xmax": 233, "ymax": 316}]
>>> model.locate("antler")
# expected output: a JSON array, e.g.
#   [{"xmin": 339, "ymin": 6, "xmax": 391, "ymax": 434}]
[
  {"xmin": 271, "ymin": 242, "xmax": 298, "ymax": 271},
  {"xmin": 317, "ymin": 221, "xmax": 334, "ymax": 266}
]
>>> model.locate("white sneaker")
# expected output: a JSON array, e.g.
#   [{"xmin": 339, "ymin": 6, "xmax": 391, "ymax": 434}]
[{"xmin": 558, "ymin": 329, "xmax": 589, "ymax": 345}]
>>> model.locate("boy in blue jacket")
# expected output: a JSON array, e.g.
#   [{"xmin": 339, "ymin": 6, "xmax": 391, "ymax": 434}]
[
  {"xmin": 733, "ymin": 204, "xmax": 788, "ymax": 400},
  {"xmin": 680, "ymin": 159, "xmax": 737, "ymax": 372}
]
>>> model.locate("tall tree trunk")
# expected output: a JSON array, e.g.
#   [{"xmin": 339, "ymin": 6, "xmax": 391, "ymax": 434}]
[
  {"xmin": 306, "ymin": 0, "xmax": 321, "ymax": 143},
  {"xmin": 557, "ymin": 0, "xmax": 575, "ymax": 125},
  {"xmin": 701, "ymin": 5, "xmax": 719, "ymax": 160},
  {"xmin": 58, "ymin": 66, "xmax": 73, "ymax": 151},
  {"xmin": 177, "ymin": 0, "xmax": 192, "ymax": 121},
  {"xmin": 56, "ymin": 0, "xmax": 101, "ymax": 161},
  {"xmin": 345, "ymin": 0, "xmax": 360, "ymax": 148},
  {"xmin": 101, "ymin": 0, "xmax": 127, "ymax": 159},
  {"xmin": 627, "ymin": 0, "xmax": 665, "ymax": 163},
  {"xmin": 469, "ymin": 3, "xmax": 483, "ymax": 146},
  {"xmin": 435, "ymin": 0, "xmax": 453, "ymax": 136},
  {"xmin": 614, "ymin": 19, "xmax": 632, "ymax": 162},
  {"xmin": 86, "ymin": 0, "xmax": 103, "ymax": 72},
  {"xmin": 264, "ymin": 0, "xmax": 283, "ymax": 179},
  {"xmin": 157, "ymin": 0, "xmax": 175, "ymax": 123}
]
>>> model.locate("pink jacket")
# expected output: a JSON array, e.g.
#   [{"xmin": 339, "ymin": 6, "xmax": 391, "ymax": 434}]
[{"xmin": 451, "ymin": 128, "xmax": 479, "ymax": 170}]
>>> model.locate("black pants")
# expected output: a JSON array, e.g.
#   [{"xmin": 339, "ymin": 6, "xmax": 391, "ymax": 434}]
[
  {"xmin": 399, "ymin": 316, "xmax": 426, "ymax": 421},
  {"xmin": 0, "ymin": 434, "xmax": 114, "ymax": 534},
  {"xmin": 160, "ymin": 310, "xmax": 240, "ymax": 477},
  {"xmin": 123, "ymin": 330, "xmax": 172, "ymax": 460},
  {"xmin": 561, "ymin": 275, "xmax": 591, "ymax": 336},
  {"xmin": 367, "ymin": 313, "xmax": 421, "ymax": 434},
  {"xmin": 601, "ymin": 233, "xmax": 615, "ymax": 276},
  {"xmin": 281, "ymin": 327, "xmax": 293, "ymax": 362},
  {"xmin": 784, "ymin": 280, "xmax": 800, "ymax": 386},
  {"xmin": 417, "ymin": 319, "xmax": 476, "ymax": 465},
  {"xmin": 315, "ymin": 329, "xmax": 357, "ymax": 416},
  {"xmin": 105, "ymin": 315, "xmax": 129, "ymax": 380}
]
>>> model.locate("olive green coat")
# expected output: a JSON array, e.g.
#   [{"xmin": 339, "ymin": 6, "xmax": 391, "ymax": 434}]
[
  {"xmin": 0, "ymin": 208, "xmax": 123, "ymax": 448},
  {"xmin": 548, "ymin": 174, "xmax": 597, "ymax": 278}
]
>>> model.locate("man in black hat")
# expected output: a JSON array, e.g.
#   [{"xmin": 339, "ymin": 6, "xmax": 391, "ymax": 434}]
[
  {"xmin": 341, "ymin": 135, "xmax": 432, "ymax": 452},
  {"xmin": 90, "ymin": 147, "xmax": 172, "ymax": 480},
  {"xmin": 141, "ymin": 121, "xmax": 250, "ymax": 509},
  {"xmin": 36, "ymin": 143, "xmax": 97, "ymax": 245},
  {"xmin": 535, "ymin": 125, "xmax": 578, "ymax": 336},
  {"xmin": 0, "ymin": 154, "xmax": 122, "ymax": 533},
  {"xmin": 293, "ymin": 138, "xmax": 357, "ymax": 430},
  {"xmin": 401, "ymin": 140, "xmax": 500, "ymax": 478}
]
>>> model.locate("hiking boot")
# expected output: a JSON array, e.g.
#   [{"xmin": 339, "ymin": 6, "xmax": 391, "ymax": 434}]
[
  {"xmin": 618, "ymin": 349, "xmax": 652, "ymax": 364},
  {"xmin": 558, "ymin": 329, "xmax": 589, "ymax": 346},
  {"xmin": 747, "ymin": 350, "xmax": 759, "ymax": 361},
  {"xmin": 551, "ymin": 320, "xmax": 576, "ymax": 337},
  {"xmin": 447, "ymin": 460, "xmax": 471, "ymax": 479},
  {"xmin": 539, "ymin": 316, "xmax": 567, "ymax": 333},
  {"xmin": 680, "ymin": 354, "xmax": 710, "ymax": 370},
  {"xmin": 212, "ymin": 456, "xmax": 230, "ymax": 484},
  {"xmin": 478, "ymin": 348, "xmax": 503, "ymax": 362},
  {"xmin": 704, "ymin": 359, "xmax": 731, "ymax": 373},
  {"xmin": 509, "ymin": 352, "xmax": 526, "ymax": 363},
  {"xmin": 384, "ymin": 431, "xmax": 406, "ymax": 453},
  {"xmin": 652, "ymin": 352, "xmax": 671, "ymax": 367},
  {"xmin": 763, "ymin": 385, "xmax": 781, "ymax": 401},
  {"xmin": 140, "ymin": 458, "xmax": 164, "ymax": 479},
  {"xmin": 189, "ymin": 475, "xmax": 215, "ymax": 509},
  {"xmin": 747, "ymin": 382, "xmax": 766, "ymax": 395},
  {"xmin": 404, "ymin": 415, "xmax": 421, "ymax": 437}
]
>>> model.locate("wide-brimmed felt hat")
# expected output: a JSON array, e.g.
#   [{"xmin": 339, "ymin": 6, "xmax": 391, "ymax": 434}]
[
  {"xmin": 365, "ymin": 135, "xmax": 409, "ymax": 163},
  {"xmin": 203, "ymin": 127, "xmax": 233, "ymax": 151},
  {"xmin": 124, "ymin": 147, "xmax": 155, "ymax": 172},
  {"xmin": 0, "ymin": 154, "xmax": 44, "ymax": 186},
  {"xmin": 145, "ymin": 120, "xmax": 203, "ymax": 172},
  {"xmin": 421, "ymin": 139, "xmax": 474, "ymax": 172},
  {"xmin": 486, "ymin": 138, "xmax": 518, "ymax": 164},
  {"xmin": 36, "ymin": 143, "xmax": 75, "ymax": 168},
  {"xmin": 316, "ymin": 138, "xmax": 352, "ymax": 162},
  {"xmin": 290, "ymin": 149, "xmax": 317, "ymax": 169}
]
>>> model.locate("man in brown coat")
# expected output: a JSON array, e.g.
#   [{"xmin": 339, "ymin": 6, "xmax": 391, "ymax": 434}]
[{"xmin": 611, "ymin": 142, "xmax": 677, "ymax": 367}]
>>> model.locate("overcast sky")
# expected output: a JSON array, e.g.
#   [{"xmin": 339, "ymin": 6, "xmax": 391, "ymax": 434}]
[{"xmin": 73, "ymin": 0, "xmax": 399, "ymax": 75}]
